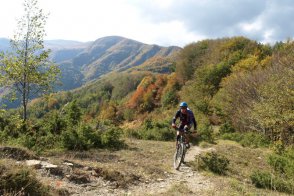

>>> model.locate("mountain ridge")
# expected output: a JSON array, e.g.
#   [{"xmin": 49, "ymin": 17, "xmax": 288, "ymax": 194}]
[{"xmin": 0, "ymin": 35, "xmax": 181, "ymax": 108}]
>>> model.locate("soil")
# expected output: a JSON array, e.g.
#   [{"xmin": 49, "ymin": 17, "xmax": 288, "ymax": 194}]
[
  {"xmin": 2, "ymin": 144, "xmax": 215, "ymax": 195},
  {"xmin": 41, "ymin": 146, "xmax": 214, "ymax": 195}
]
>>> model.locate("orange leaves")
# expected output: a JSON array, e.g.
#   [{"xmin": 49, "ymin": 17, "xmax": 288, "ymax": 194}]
[{"xmin": 127, "ymin": 74, "xmax": 168, "ymax": 112}]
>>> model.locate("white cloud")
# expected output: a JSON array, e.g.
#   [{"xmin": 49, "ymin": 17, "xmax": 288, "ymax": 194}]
[{"xmin": 0, "ymin": 0, "xmax": 294, "ymax": 47}]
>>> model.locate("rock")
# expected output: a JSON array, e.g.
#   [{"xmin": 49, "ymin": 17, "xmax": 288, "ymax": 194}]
[
  {"xmin": 63, "ymin": 160, "xmax": 84, "ymax": 168},
  {"xmin": 26, "ymin": 160, "xmax": 42, "ymax": 169},
  {"xmin": 41, "ymin": 161, "xmax": 58, "ymax": 169},
  {"xmin": 63, "ymin": 162, "xmax": 74, "ymax": 167}
]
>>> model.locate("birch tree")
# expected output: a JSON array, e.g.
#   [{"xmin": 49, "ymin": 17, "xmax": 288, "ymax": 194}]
[{"xmin": 0, "ymin": 0, "xmax": 60, "ymax": 128}]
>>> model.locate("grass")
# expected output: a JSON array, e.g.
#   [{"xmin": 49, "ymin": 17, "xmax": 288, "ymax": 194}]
[
  {"xmin": 2, "ymin": 136, "xmax": 291, "ymax": 195},
  {"xmin": 0, "ymin": 159, "xmax": 50, "ymax": 195},
  {"xmin": 192, "ymin": 140, "xmax": 290, "ymax": 195},
  {"xmin": 45, "ymin": 138, "xmax": 175, "ymax": 184},
  {"xmin": 162, "ymin": 182, "xmax": 193, "ymax": 196}
]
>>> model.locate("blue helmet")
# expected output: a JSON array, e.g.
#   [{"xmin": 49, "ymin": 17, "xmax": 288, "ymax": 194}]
[{"xmin": 179, "ymin": 102, "xmax": 188, "ymax": 107}]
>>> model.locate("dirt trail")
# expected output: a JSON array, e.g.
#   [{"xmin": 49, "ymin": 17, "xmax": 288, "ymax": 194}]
[
  {"xmin": 60, "ymin": 145, "xmax": 215, "ymax": 196},
  {"xmin": 123, "ymin": 145, "xmax": 215, "ymax": 195}
]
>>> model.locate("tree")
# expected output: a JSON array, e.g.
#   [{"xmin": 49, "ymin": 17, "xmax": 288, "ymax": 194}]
[{"xmin": 0, "ymin": 0, "xmax": 60, "ymax": 128}]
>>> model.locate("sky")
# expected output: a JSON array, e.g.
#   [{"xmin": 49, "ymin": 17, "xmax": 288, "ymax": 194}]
[{"xmin": 0, "ymin": 0, "xmax": 294, "ymax": 47}]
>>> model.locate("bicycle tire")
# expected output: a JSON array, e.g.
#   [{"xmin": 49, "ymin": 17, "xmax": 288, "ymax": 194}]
[{"xmin": 173, "ymin": 143, "xmax": 185, "ymax": 170}]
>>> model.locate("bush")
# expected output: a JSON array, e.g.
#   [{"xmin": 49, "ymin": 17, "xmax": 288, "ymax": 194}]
[
  {"xmin": 61, "ymin": 124, "xmax": 101, "ymax": 150},
  {"xmin": 250, "ymin": 171, "xmax": 272, "ymax": 189},
  {"xmin": 268, "ymin": 147, "xmax": 294, "ymax": 178},
  {"xmin": 18, "ymin": 132, "xmax": 59, "ymax": 154},
  {"xmin": 272, "ymin": 140, "xmax": 285, "ymax": 155},
  {"xmin": 220, "ymin": 132, "xmax": 243, "ymax": 142},
  {"xmin": 268, "ymin": 154, "xmax": 288, "ymax": 174},
  {"xmin": 250, "ymin": 171, "xmax": 294, "ymax": 194},
  {"xmin": 220, "ymin": 131, "xmax": 270, "ymax": 148},
  {"xmin": 126, "ymin": 119, "xmax": 175, "ymax": 141},
  {"xmin": 161, "ymin": 90, "xmax": 178, "ymax": 107},
  {"xmin": 139, "ymin": 127, "xmax": 174, "ymax": 141},
  {"xmin": 219, "ymin": 122, "xmax": 235, "ymax": 134},
  {"xmin": 240, "ymin": 132, "xmax": 270, "ymax": 148},
  {"xmin": 198, "ymin": 123, "xmax": 215, "ymax": 143},
  {"xmin": 192, "ymin": 151, "xmax": 229, "ymax": 175},
  {"xmin": 123, "ymin": 128, "xmax": 139, "ymax": 139},
  {"xmin": 101, "ymin": 127, "xmax": 124, "ymax": 149},
  {"xmin": 251, "ymin": 147, "xmax": 294, "ymax": 194}
]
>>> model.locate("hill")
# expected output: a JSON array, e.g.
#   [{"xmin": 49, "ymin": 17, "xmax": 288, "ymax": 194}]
[
  {"xmin": 56, "ymin": 36, "xmax": 180, "ymax": 90},
  {"xmin": 0, "ymin": 36, "xmax": 181, "ymax": 107}
]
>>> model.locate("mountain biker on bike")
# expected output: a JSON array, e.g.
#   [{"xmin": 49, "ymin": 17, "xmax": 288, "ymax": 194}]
[{"xmin": 172, "ymin": 102, "xmax": 197, "ymax": 149}]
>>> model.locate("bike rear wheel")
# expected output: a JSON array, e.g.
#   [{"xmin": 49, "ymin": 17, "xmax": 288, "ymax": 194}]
[{"xmin": 173, "ymin": 143, "xmax": 185, "ymax": 170}]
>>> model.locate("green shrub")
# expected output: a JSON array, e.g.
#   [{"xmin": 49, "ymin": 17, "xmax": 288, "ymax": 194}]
[
  {"xmin": 252, "ymin": 147, "xmax": 294, "ymax": 194},
  {"xmin": 240, "ymin": 132, "xmax": 270, "ymax": 148},
  {"xmin": 138, "ymin": 127, "xmax": 174, "ymax": 141},
  {"xmin": 18, "ymin": 131, "xmax": 59, "ymax": 154},
  {"xmin": 101, "ymin": 127, "xmax": 124, "ymax": 149},
  {"xmin": 161, "ymin": 90, "xmax": 178, "ymax": 107},
  {"xmin": 192, "ymin": 151, "xmax": 229, "ymax": 175},
  {"xmin": 143, "ymin": 118, "xmax": 153, "ymax": 130},
  {"xmin": 268, "ymin": 147, "xmax": 294, "ymax": 179},
  {"xmin": 61, "ymin": 124, "xmax": 101, "ymax": 150},
  {"xmin": 272, "ymin": 140, "xmax": 285, "ymax": 155},
  {"xmin": 220, "ymin": 132, "xmax": 243, "ymax": 142},
  {"xmin": 123, "ymin": 128, "xmax": 141, "ymax": 139},
  {"xmin": 198, "ymin": 123, "xmax": 215, "ymax": 143},
  {"xmin": 219, "ymin": 122, "xmax": 235, "ymax": 134},
  {"xmin": 220, "ymin": 131, "xmax": 270, "ymax": 148},
  {"xmin": 250, "ymin": 171, "xmax": 294, "ymax": 194},
  {"xmin": 250, "ymin": 171, "xmax": 272, "ymax": 189},
  {"xmin": 125, "ymin": 119, "xmax": 175, "ymax": 141},
  {"xmin": 61, "ymin": 128, "xmax": 80, "ymax": 150},
  {"xmin": 268, "ymin": 154, "xmax": 288, "ymax": 174},
  {"xmin": 284, "ymin": 147, "xmax": 294, "ymax": 177}
]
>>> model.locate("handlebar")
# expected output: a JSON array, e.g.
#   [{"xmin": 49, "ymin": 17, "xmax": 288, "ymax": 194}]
[{"xmin": 172, "ymin": 125, "xmax": 193, "ymax": 134}]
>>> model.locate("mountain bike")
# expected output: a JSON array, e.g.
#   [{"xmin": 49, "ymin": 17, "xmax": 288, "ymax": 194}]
[{"xmin": 173, "ymin": 127, "xmax": 191, "ymax": 170}]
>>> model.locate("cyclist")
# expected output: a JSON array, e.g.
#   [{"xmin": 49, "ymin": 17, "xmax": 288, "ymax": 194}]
[{"xmin": 172, "ymin": 102, "xmax": 197, "ymax": 149}]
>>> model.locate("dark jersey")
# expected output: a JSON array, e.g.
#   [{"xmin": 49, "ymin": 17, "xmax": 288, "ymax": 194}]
[{"xmin": 172, "ymin": 109, "xmax": 197, "ymax": 129}]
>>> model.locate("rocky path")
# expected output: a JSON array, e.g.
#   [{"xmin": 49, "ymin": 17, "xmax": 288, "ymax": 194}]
[
  {"xmin": 1, "ymin": 145, "xmax": 214, "ymax": 195},
  {"xmin": 60, "ymin": 145, "xmax": 215, "ymax": 195},
  {"xmin": 123, "ymin": 145, "xmax": 215, "ymax": 195}
]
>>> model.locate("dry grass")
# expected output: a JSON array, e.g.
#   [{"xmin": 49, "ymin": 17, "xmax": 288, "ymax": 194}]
[
  {"xmin": 3, "ymin": 138, "xmax": 288, "ymax": 195},
  {"xmin": 196, "ymin": 140, "xmax": 290, "ymax": 195},
  {"xmin": 162, "ymin": 182, "xmax": 194, "ymax": 196},
  {"xmin": 0, "ymin": 159, "xmax": 50, "ymax": 195},
  {"xmin": 46, "ymin": 138, "xmax": 175, "ymax": 184}
]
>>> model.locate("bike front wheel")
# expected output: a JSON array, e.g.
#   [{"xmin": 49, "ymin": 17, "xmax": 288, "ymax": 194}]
[{"xmin": 173, "ymin": 143, "xmax": 185, "ymax": 170}]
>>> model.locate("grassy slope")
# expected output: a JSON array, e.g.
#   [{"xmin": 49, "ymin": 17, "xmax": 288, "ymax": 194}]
[
  {"xmin": 1, "ymin": 137, "xmax": 291, "ymax": 195},
  {"xmin": 33, "ymin": 138, "xmax": 290, "ymax": 195},
  {"xmin": 190, "ymin": 140, "xmax": 289, "ymax": 196}
]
